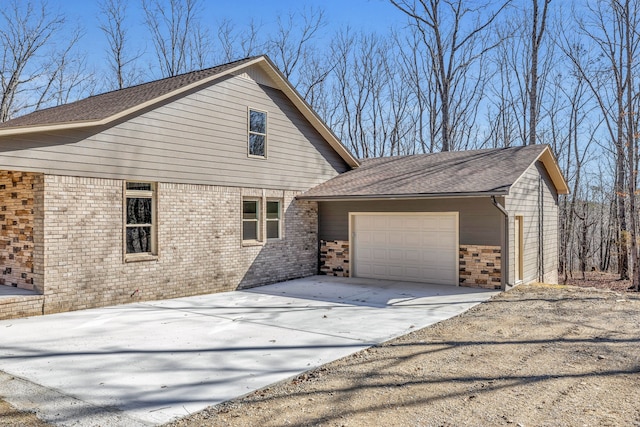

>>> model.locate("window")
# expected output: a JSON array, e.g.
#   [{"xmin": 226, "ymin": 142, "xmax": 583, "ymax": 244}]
[
  {"xmin": 266, "ymin": 200, "xmax": 281, "ymax": 239},
  {"xmin": 242, "ymin": 198, "xmax": 283, "ymax": 243},
  {"xmin": 125, "ymin": 182, "xmax": 156, "ymax": 255},
  {"xmin": 248, "ymin": 109, "xmax": 267, "ymax": 157},
  {"xmin": 242, "ymin": 199, "xmax": 260, "ymax": 241}
]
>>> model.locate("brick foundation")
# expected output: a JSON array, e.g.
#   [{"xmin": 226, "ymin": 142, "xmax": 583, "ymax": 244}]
[
  {"xmin": 0, "ymin": 171, "xmax": 40, "ymax": 291},
  {"xmin": 459, "ymin": 244, "xmax": 501, "ymax": 289},
  {"xmin": 320, "ymin": 240, "xmax": 349, "ymax": 277},
  {"xmin": 0, "ymin": 294, "xmax": 44, "ymax": 320}
]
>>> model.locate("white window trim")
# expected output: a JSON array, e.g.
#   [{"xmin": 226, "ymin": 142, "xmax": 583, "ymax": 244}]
[
  {"xmin": 248, "ymin": 107, "xmax": 267, "ymax": 159},
  {"xmin": 242, "ymin": 198, "xmax": 262, "ymax": 244},
  {"xmin": 123, "ymin": 181, "xmax": 158, "ymax": 262},
  {"xmin": 266, "ymin": 198, "xmax": 283, "ymax": 240}
]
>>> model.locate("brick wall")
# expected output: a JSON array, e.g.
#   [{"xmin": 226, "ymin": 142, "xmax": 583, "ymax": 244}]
[
  {"xmin": 320, "ymin": 240, "xmax": 350, "ymax": 277},
  {"xmin": 459, "ymin": 244, "xmax": 502, "ymax": 289},
  {"xmin": 39, "ymin": 175, "xmax": 318, "ymax": 315},
  {"xmin": 0, "ymin": 294, "xmax": 44, "ymax": 320},
  {"xmin": 0, "ymin": 171, "xmax": 40, "ymax": 291}
]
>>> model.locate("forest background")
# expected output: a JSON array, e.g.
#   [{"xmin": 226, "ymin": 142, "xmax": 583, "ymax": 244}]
[{"xmin": 1, "ymin": 0, "xmax": 638, "ymax": 289}]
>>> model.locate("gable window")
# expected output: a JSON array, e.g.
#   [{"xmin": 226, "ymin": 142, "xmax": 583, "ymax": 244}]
[
  {"xmin": 125, "ymin": 182, "xmax": 156, "ymax": 256},
  {"xmin": 242, "ymin": 199, "xmax": 260, "ymax": 241},
  {"xmin": 266, "ymin": 200, "xmax": 281, "ymax": 239},
  {"xmin": 248, "ymin": 109, "xmax": 267, "ymax": 158}
]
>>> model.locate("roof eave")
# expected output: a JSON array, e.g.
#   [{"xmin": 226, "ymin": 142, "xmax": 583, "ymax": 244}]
[
  {"xmin": 0, "ymin": 120, "xmax": 102, "ymax": 136},
  {"xmin": 539, "ymin": 146, "xmax": 570, "ymax": 194},
  {"xmin": 0, "ymin": 57, "xmax": 267, "ymax": 137},
  {"xmin": 297, "ymin": 191, "xmax": 510, "ymax": 201},
  {"xmin": 511, "ymin": 145, "xmax": 569, "ymax": 195}
]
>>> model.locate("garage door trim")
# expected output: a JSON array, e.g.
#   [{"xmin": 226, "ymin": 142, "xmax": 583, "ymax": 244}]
[{"xmin": 348, "ymin": 212, "xmax": 459, "ymax": 285}]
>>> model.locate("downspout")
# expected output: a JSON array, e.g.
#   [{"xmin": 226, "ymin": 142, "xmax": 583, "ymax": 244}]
[{"xmin": 491, "ymin": 196, "xmax": 510, "ymax": 290}]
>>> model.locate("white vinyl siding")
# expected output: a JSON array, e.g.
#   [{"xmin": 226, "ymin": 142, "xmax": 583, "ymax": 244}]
[
  {"xmin": 506, "ymin": 162, "xmax": 559, "ymax": 284},
  {"xmin": 0, "ymin": 67, "xmax": 348, "ymax": 191}
]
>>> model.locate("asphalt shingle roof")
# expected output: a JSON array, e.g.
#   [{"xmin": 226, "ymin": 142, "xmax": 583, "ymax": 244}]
[
  {"xmin": 0, "ymin": 56, "xmax": 260, "ymax": 129},
  {"xmin": 299, "ymin": 145, "xmax": 549, "ymax": 199}
]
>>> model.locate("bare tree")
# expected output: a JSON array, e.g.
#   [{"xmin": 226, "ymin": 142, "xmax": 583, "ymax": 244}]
[
  {"xmin": 0, "ymin": 0, "xmax": 82, "ymax": 121},
  {"xmin": 265, "ymin": 7, "xmax": 335, "ymax": 104},
  {"xmin": 562, "ymin": 0, "xmax": 640, "ymax": 285},
  {"xmin": 215, "ymin": 18, "xmax": 265, "ymax": 63},
  {"xmin": 390, "ymin": 0, "xmax": 509, "ymax": 151},
  {"xmin": 98, "ymin": 0, "xmax": 143, "ymax": 90},
  {"xmin": 394, "ymin": 27, "xmax": 438, "ymax": 152},
  {"xmin": 142, "ymin": 0, "xmax": 201, "ymax": 77},
  {"xmin": 527, "ymin": 0, "xmax": 551, "ymax": 145},
  {"xmin": 39, "ymin": 28, "xmax": 97, "ymax": 107}
]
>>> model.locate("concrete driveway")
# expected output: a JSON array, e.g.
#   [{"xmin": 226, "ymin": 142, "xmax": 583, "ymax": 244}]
[{"xmin": 0, "ymin": 276, "xmax": 498, "ymax": 426}]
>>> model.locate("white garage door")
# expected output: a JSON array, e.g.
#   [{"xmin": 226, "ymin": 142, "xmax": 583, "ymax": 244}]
[{"xmin": 352, "ymin": 212, "xmax": 458, "ymax": 285}]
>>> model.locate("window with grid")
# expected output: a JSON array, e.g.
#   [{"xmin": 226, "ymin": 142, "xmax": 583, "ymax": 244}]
[
  {"xmin": 242, "ymin": 199, "xmax": 260, "ymax": 241},
  {"xmin": 125, "ymin": 182, "xmax": 156, "ymax": 255},
  {"xmin": 248, "ymin": 109, "xmax": 267, "ymax": 157},
  {"xmin": 266, "ymin": 200, "xmax": 281, "ymax": 239}
]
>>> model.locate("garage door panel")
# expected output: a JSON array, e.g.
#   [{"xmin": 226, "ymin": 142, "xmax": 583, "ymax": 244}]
[
  {"xmin": 388, "ymin": 265, "xmax": 404, "ymax": 277},
  {"xmin": 405, "ymin": 233, "xmax": 421, "ymax": 246},
  {"xmin": 372, "ymin": 265, "xmax": 388, "ymax": 276},
  {"xmin": 389, "ymin": 234, "xmax": 404, "ymax": 245},
  {"xmin": 358, "ymin": 247, "xmax": 373, "ymax": 261},
  {"xmin": 373, "ymin": 233, "xmax": 388, "ymax": 244},
  {"xmin": 372, "ymin": 248, "xmax": 388, "ymax": 261},
  {"xmin": 404, "ymin": 249, "xmax": 420, "ymax": 262},
  {"xmin": 388, "ymin": 248, "xmax": 404, "ymax": 261},
  {"xmin": 372, "ymin": 216, "xmax": 388, "ymax": 229},
  {"xmin": 388, "ymin": 216, "xmax": 406, "ymax": 229},
  {"xmin": 421, "ymin": 217, "xmax": 440, "ymax": 230},
  {"xmin": 353, "ymin": 213, "xmax": 458, "ymax": 286},
  {"xmin": 403, "ymin": 217, "xmax": 422, "ymax": 229},
  {"xmin": 358, "ymin": 230, "xmax": 374, "ymax": 245}
]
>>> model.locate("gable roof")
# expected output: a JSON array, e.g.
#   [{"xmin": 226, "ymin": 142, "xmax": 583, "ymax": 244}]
[
  {"xmin": 298, "ymin": 144, "xmax": 569, "ymax": 200},
  {"xmin": 0, "ymin": 55, "xmax": 359, "ymax": 168}
]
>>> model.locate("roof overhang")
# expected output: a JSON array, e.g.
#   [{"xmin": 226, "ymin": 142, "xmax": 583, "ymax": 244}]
[
  {"xmin": 0, "ymin": 55, "xmax": 360, "ymax": 169},
  {"xmin": 527, "ymin": 145, "xmax": 569, "ymax": 195},
  {"xmin": 297, "ymin": 191, "xmax": 509, "ymax": 201}
]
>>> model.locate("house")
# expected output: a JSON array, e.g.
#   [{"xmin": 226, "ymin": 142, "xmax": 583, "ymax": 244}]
[
  {"xmin": 0, "ymin": 55, "xmax": 357, "ymax": 318},
  {"xmin": 300, "ymin": 145, "xmax": 569, "ymax": 289},
  {"xmin": 0, "ymin": 55, "xmax": 568, "ymax": 320}
]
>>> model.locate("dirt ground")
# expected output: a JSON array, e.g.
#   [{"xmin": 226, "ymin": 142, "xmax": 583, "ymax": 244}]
[{"xmin": 2, "ymin": 273, "xmax": 639, "ymax": 427}]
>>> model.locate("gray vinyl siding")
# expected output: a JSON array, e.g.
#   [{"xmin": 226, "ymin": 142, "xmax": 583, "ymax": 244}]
[
  {"xmin": 0, "ymin": 72, "xmax": 348, "ymax": 190},
  {"xmin": 318, "ymin": 198, "xmax": 502, "ymax": 246},
  {"xmin": 505, "ymin": 161, "xmax": 559, "ymax": 284}
]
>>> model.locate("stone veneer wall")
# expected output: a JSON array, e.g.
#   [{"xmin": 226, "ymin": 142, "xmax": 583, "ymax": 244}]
[
  {"xmin": 39, "ymin": 175, "xmax": 318, "ymax": 315},
  {"xmin": 320, "ymin": 240, "xmax": 350, "ymax": 277},
  {"xmin": 0, "ymin": 171, "xmax": 41, "ymax": 291},
  {"xmin": 459, "ymin": 244, "xmax": 502, "ymax": 289}
]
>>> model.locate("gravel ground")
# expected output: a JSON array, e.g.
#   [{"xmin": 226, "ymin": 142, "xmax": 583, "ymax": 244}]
[{"xmin": 2, "ymin": 276, "xmax": 639, "ymax": 427}]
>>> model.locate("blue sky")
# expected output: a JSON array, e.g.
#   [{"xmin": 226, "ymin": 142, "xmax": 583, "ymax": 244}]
[{"xmin": 54, "ymin": 0, "xmax": 408, "ymax": 72}]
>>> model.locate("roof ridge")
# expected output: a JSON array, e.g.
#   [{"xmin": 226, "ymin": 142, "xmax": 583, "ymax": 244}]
[{"xmin": 359, "ymin": 144, "xmax": 547, "ymax": 162}]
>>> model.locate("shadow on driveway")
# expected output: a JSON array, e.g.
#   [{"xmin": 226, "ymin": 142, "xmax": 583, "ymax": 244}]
[{"xmin": 0, "ymin": 275, "xmax": 497, "ymax": 426}]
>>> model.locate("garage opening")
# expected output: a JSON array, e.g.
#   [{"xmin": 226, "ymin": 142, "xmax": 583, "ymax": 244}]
[{"xmin": 350, "ymin": 212, "xmax": 459, "ymax": 285}]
